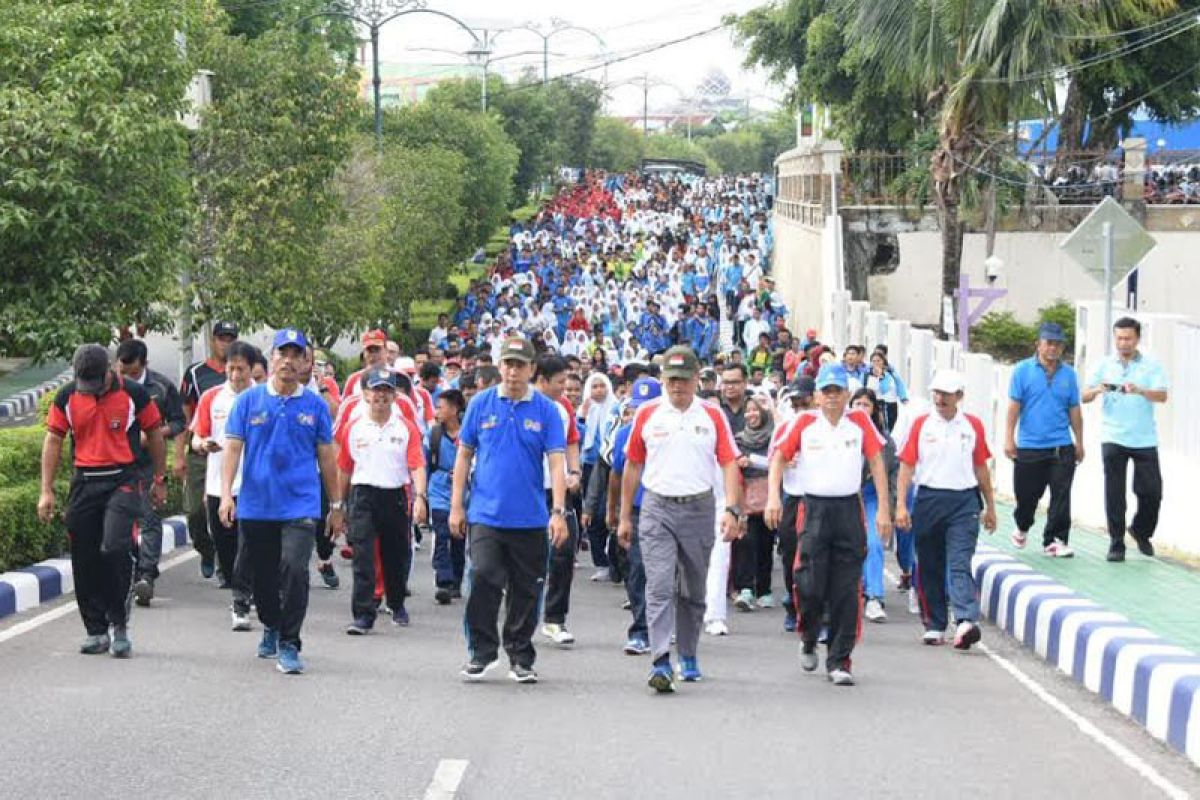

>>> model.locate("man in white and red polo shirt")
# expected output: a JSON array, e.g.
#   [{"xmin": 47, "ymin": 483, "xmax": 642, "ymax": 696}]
[
  {"xmin": 765, "ymin": 363, "xmax": 891, "ymax": 687},
  {"xmin": 342, "ymin": 329, "xmax": 390, "ymax": 398},
  {"xmin": 618, "ymin": 345, "xmax": 742, "ymax": 693},
  {"xmin": 895, "ymin": 370, "xmax": 997, "ymax": 650}
]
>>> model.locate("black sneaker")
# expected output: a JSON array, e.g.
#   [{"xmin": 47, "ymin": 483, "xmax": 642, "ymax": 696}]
[
  {"xmin": 508, "ymin": 664, "xmax": 539, "ymax": 684},
  {"xmin": 1106, "ymin": 546, "xmax": 1126, "ymax": 563},
  {"xmin": 450, "ymin": 586, "xmax": 462, "ymax": 599},
  {"xmin": 80, "ymin": 634, "xmax": 110, "ymax": 655},
  {"xmin": 133, "ymin": 577, "xmax": 154, "ymax": 607},
  {"xmin": 318, "ymin": 562, "xmax": 340, "ymax": 589},
  {"xmin": 200, "ymin": 556, "xmax": 215, "ymax": 580},
  {"xmin": 1132, "ymin": 533, "xmax": 1155, "ymax": 557},
  {"xmin": 434, "ymin": 587, "xmax": 452, "ymax": 605},
  {"xmin": 461, "ymin": 657, "xmax": 499, "ymax": 681},
  {"xmin": 110, "ymin": 626, "xmax": 132, "ymax": 658}
]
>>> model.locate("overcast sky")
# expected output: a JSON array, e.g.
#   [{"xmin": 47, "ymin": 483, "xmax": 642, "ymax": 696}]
[{"xmin": 370, "ymin": 0, "xmax": 784, "ymax": 115}]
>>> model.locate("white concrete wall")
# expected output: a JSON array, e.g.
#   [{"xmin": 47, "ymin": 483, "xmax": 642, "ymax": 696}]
[
  {"xmin": 871, "ymin": 230, "xmax": 1200, "ymax": 326},
  {"xmin": 771, "ymin": 215, "xmax": 826, "ymax": 336}
]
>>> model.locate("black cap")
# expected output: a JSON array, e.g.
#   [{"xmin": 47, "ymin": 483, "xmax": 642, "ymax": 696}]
[
  {"xmin": 213, "ymin": 321, "xmax": 239, "ymax": 338},
  {"xmin": 789, "ymin": 375, "xmax": 816, "ymax": 398},
  {"xmin": 72, "ymin": 344, "xmax": 110, "ymax": 394}
]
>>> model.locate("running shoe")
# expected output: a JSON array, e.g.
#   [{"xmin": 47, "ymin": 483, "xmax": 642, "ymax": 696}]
[
  {"xmin": 346, "ymin": 617, "xmax": 373, "ymax": 635},
  {"xmin": 783, "ymin": 613, "xmax": 797, "ymax": 633},
  {"xmin": 1010, "ymin": 530, "xmax": 1028, "ymax": 549},
  {"xmin": 434, "ymin": 587, "xmax": 452, "ymax": 605},
  {"xmin": 450, "ymin": 586, "xmax": 462, "ymax": 599},
  {"xmin": 461, "ymin": 657, "xmax": 499, "ymax": 681},
  {"xmin": 590, "ymin": 569, "xmax": 611, "ymax": 582},
  {"xmin": 200, "ymin": 556, "xmax": 215, "ymax": 579},
  {"xmin": 828, "ymin": 668, "xmax": 855, "ymax": 686},
  {"xmin": 1043, "ymin": 539, "xmax": 1074, "ymax": 558},
  {"xmin": 1106, "ymin": 546, "xmax": 1126, "ymax": 562},
  {"xmin": 895, "ymin": 572, "xmax": 912, "ymax": 592},
  {"xmin": 734, "ymin": 589, "xmax": 755, "ymax": 612},
  {"xmin": 623, "ymin": 637, "xmax": 650, "ymax": 655},
  {"xmin": 277, "ymin": 642, "xmax": 304, "ymax": 674},
  {"xmin": 922, "ymin": 630, "xmax": 945, "ymax": 646},
  {"xmin": 391, "ymin": 607, "xmax": 410, "ymax": 627},
  {"xmin": 704, "ymin": 619, "xmax": 729, "ymax": 636},
  {"xmin": 541, "ymin": 623, "xmax": 575, "ymax": 646},
  {"xmin": 864, "ymin": 598, "xmax": 887, "ymax": 623},
  {"xmin": 318, "ymin": 562, "xmax": 340, "ymax": 589},
  {"xmin": 80, "ymin": 634, "xmax": 110, "ymax": 655},
  {"xmin": 508, "ymin": 664, "xmax": 538, "ymax": 684},
  {"xmin": 798, "ymin": 644, "xmax": 819, "ymax": 672},
  {"xmin": 257, "ymin": 628, "xmax": 279, "ymax": 659},
  {"xmin": 817, "ymin": 626, "xmax": 830, "ymax": 645},
  {"xmin": 133, "ymin": 577, "xmax": 154, "ymax": 607},
  {"xmin": 110, "ymin": 626, "xmax": 132, "ymax": 659},
  {"xmin": 757, "ymin": 592, "xmax": 775, "ymax": 609},
  {"xmin": 1132, "ymin": 533, "xmax": 1155, "ymax": 557},
  {"xmin": 907, "ymin": 587, "xmax": 920, "ymax": 614},
  {"xmin": 621, "ymin": 599, "xmax": 632, "ymax": 611},
  {"xmin": 648, "ymin": 659, "xmax": 676, "ymax": 694},
  {"xmin": 679, "ymin": 656, "xmax": 702, "ymax": 682},
  {"xmin": 953, "ymin": 621, "xmax": 982, "ymax": 651},
  {"xmin": 231, "ymin": 609, "xmax": 252, "ymax": 632}
]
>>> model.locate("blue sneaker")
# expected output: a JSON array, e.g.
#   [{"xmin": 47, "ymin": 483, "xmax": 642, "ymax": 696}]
[
  {"xmin": 200, "ymin": 556, "xmax": 215, "ymax": 580},
  {"xmin": 648, "ymin": 659, "xmax": 676, "ymax": 694},
  {"xmin": 623, "ymin": 636, "xmax": 650, "ymax": 655},
  {"xmin": 391, "ymin": 607, "xmax": 410, "ymax": 627},
  {"xmin": 257, "ymin": 628, "xmax": 279, "ymax": 659},
  {"xmin": 277, "ymin": 642, "xmax": 304, "ymax": 674},
  {"xmin": 679, "ymin": 656, "xmax": 702, "ymax": 682},
  {"xmin": 783, "ymin": 613, "xmax": 797, "ymax": 633}
]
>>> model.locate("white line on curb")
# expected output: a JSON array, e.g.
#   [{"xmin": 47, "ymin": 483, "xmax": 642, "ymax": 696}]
[
  {"xmin": 0, "ymin": 550, "xmax": 198, "ymax": 647},
  {"xmin": 422, "ymin": 759, "xmax": 469, "ymax": 800}
]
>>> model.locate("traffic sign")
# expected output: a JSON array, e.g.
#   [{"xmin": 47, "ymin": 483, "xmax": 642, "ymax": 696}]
[{"xmin": 1060, "ymin": 196, "xmax": 1155, "ymax": 286}]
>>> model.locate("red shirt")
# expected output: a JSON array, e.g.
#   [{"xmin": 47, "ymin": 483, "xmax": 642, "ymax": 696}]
[{"xmin": 47, "ymin": 375, "xmax": 163, "ymax": 468}]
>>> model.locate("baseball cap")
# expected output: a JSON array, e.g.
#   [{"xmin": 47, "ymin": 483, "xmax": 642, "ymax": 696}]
[
  {"xmin": 499, "ymin": 336, "xmax": 536, "ymax": 364},
  {"xmin": 662, "ymin": 346, "xmax": 701, "ymax": 379},
  {"xmin": 930, "ymin": 369, "xmax": 965, "ymax": 394},
  {"xmin": 815, "ymin": 363, "xmax": 849, "ymax": 391},
  {"xmin": 272, "ymin": 328, "xmax": 308, "ymax": 351},
  {"xmin": 213, "ymin": 321, "xmax": 239, "ymax": 338},
  {"xmin": 365, "ymin": 368, "xmax": 396, "ymax": 390},
  {"xmin": 72, "ymin": 344, "xmax": 110, "ymax": 394},
  {"xmin": 361, "ymin": 329, "xmax": 387, "ymax": 350},
  {"xmin": 629, "ymin": 377, "xmax": 662, "ymax": 408},
  {"xmin": 1038, "ymin": 322, "xmax": 1066, "ymax": 342},
  {"xmin": 396, "ymin": 356, "xmax": 416, "ymax": 374},
  {"xmin": 788, "ymin": 375, "xmax": 816, "ymax": 398},
  {"xmin": 805, "ymin": 328, "xmax": 818, "ymax": 339}
]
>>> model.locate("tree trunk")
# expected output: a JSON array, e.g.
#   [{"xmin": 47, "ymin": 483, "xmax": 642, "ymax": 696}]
[
  {"xmin": 931, "ymin": 126, "xmax": 967, "ymax": 340},
  {"xmin": 1055, "ymin": 76, "xmax": 1086, "ymax": 175}
]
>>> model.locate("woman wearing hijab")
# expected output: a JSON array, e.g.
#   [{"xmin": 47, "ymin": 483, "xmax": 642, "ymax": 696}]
[
  {"xmin": 850, "ymin": 387, "xmax": 898, "ymax": 624},
  {"xmin": 579, "ymin": 373, "xmax": 618, "ymax": 579},
  {"xmin": 731, "ymin": 394, "xmax": 777, "ymax": 611}
]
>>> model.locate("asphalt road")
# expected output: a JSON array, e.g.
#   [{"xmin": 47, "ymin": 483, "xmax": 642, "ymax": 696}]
[{"xmin": 1, "ymin": 544, "xmax": 1197, "ymax": 799}]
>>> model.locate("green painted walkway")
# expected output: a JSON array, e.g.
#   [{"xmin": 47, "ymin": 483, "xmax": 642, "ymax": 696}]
[{"xmin": 987, "ymin": 501, "xmax": 1200, "ymax": 653}]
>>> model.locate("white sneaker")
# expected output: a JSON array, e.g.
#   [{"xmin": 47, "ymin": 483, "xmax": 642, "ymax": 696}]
[
  {"xmin": 864, "ymin": 598, "xmax": 887, "ymax": 623},
  {"xmin": 757, "ymin": 592, "xmax": 775, "ymax": 608},
  {"xmin": 922, "ymin": 629, "xmax": 945, "ymax": 646},
  {"xmin": 541, "ymin": 623, "xmax": 575, "ymax": 646},
  {"xmin": 231, "ymin": 610, "xmax": 252, "ymax": 632},
  {"xmin": 798, "ymin": 643, "xmax": 819, "ymax": 672},
  {"xmin": 1043, "ymin": 539, "xmax": 1075, "ymax": 558},
  {"xmin": 907, "ymin": 587, "xmax": 920, "ymax": 614},
  {"xmin": 828, "ymin": 668, "xmax": 855, "ymax": 686},
  {"xmin": 734, "ymin": 589, "xmax": 755, "ymax": 612},
  {"xmin": 590, "ymin": 569, "xmax": 611, "ymax": 582},
  {"xmin": 953, "ymin": 620, "xmax": 982, "ymax": 650},
  {"xmin": 704, "ymin": 619, "xmax": 729, "ymax": 636}
]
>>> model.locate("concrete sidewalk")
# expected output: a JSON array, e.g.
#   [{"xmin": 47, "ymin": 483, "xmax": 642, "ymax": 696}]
[
  {"xmin": 0, "ymin": 362, "xmax": 72, "ymax": 419},
  {"xmin": 975, "ymin": 502, "xmax": 1200, "ymax": 766}
]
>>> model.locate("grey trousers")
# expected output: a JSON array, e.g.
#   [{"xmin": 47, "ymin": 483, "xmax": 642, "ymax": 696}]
[
  {"xmin": 639, "ymin": 491, "xmax": 715, "ymax": 663},
  {"xmin": 135, "ymin": 463, "xmax": 164, "ymax": 581}
]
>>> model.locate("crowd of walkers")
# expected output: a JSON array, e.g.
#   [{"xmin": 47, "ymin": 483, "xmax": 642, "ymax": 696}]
[{"xmin": 37, "ymin": 170, "xmax": 1169, "ymax": 690}]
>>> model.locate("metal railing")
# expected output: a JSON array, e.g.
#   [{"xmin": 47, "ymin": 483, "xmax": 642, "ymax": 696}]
[{"xmin": 839, "ymin": 152, "xmax": 914, "ymax": 206}]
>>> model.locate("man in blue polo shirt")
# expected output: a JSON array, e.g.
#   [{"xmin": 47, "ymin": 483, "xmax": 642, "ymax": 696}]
[
  {"xmin": 449, "ymin": 336, "xmax": 569, "ymax": 684},
  {"xmin": 220, "ymin": 328, "xmax": 345, "ymax": 675},
  {"xmin": 1082, "ymin": 317, "xmax": 1170, "ymax": 561},
  {"xmin": 1004, "ymin": 322, "xmax": 1083, "ymax": 558}
]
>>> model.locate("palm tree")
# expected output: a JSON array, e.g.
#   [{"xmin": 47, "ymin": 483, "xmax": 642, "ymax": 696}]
[{"xmin": 844, "ymin": 0, "xmax": 1172, "ymax": 336}]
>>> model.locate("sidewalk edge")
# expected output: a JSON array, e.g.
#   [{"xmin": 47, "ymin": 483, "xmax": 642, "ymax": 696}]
[{"xmin": 0, "ymin": 368, "xmax": 74, "ymax": 419}]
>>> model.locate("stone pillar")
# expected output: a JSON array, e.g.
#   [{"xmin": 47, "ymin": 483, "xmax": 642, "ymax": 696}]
[
  {"xmin": 828, "ymin": 290, "xmax": 851, "ymax": 352},
  {"xmin": 962, "ymin": 352, "xmax": 996, "ymax": 440},
  {"xmin": 864, "ymin": 310, "xmax": 888, "ymax": 354},
  {"xmin": 848, "ymin": 301, "xmax": 869, "ymax": 348},
  {"xmin": 885, "ymin": 319, "xmax": 910, "ymax": 383},
  {"xmin": 1122, "ymin": 137, "xmax": 1147, "ymax": 202},
  {"xmin": 909, "ymin": 328, "xmax": 935, "ymax": 398}
]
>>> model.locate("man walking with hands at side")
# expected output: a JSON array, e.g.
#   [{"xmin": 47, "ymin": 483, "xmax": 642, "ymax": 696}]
[{"xmin": 450, "ymin": 337, "xmax": 569, "ymax": 684}]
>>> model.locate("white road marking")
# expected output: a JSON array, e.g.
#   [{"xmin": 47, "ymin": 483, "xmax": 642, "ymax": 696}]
[
  {"xmin": 422, "ymin": 759, "xmax": 468, "ymax": 800},
  {"xmin": 978, "ymin": 643, "xmax": 1191, "ymax": 800},
  {"xmin": 0, "ymin": 550, "xmax": 198, "ymax": 646}
]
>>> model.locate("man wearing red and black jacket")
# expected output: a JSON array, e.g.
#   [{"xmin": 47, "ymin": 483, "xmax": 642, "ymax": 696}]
[
  {"xmin": 177, "ymin": 321, "xmax": 238, "ymax": 579},
  {"xmin": 39, "ymin": 344, "xmax": 167, "ymax": 658}
]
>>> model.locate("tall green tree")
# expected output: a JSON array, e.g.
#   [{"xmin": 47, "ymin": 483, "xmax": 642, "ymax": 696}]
[
  {"xmin": 0, "ymin": 0, "xmax": 203, "ymax": 359},
  {"xmin": 588, "ymin": 118, "xmax": 645, "ymax": 172},
  {"xmin": 191, "ymin": 25, "xmax": 360, "ymax": 335},
  {"xmin": 542, "ymin": 79, "xmax": 605, "ymax": 168}
]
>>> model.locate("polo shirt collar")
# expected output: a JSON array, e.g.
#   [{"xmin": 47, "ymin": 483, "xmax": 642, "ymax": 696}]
[
  {"xmin": 498, "ymin": 384, "xmax": 534, "ymax": 402},
  {"xmin": 266, "ymin": 379, "xmax": 305, "ymax": 398}
]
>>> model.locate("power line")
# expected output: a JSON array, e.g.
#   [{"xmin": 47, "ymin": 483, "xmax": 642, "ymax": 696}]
[{"xmin": 1055, "ymin": 7, "xmax": 1199, "ymax": 40}]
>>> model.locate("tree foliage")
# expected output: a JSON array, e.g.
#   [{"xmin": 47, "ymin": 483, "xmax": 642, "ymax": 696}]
[
  {"xmin": 589, "ymin": 117, "xmax": 645, "ymax": 172},
  {"xmin": 0, "ymin": 0, "xmax": 203, "ymax": 359}
]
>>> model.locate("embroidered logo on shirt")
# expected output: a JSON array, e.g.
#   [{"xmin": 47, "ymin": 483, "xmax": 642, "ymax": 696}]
[
  {"xmin": 296, "ymin": 413, "xmax": 315, "ymax": 427},
  {"xmin": 480, "ymin": 414, "xmax": 499, "ymax": 430},
  {"xmin": 523, "ymin": 418, "xmax": 543, "ymax": 433},
  {"xmin": 249, "ymin": 413, "xmax": 268, "ymax": 426}
]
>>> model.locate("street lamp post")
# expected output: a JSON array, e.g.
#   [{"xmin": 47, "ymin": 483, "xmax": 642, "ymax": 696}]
[{"xmin": 512, "ymin": 18, "xmax": 606, "ymax": 85}]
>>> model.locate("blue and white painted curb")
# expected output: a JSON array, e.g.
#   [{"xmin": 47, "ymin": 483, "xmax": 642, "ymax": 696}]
[
  {"xmin": 973, "ymin": 544, "xmax": 1200, "ymax": 768},
  {"xmin": 0, "ymin": 516, "xmax": 188, "ymax": 620},
  {"xmin": 0, "ymin": 368, "xmax": 74, "ymax": 419}
]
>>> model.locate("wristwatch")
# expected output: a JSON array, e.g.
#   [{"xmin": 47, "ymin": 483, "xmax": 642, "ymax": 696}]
[
  {"xmin": 329, "ymin": 500, "xmax": 346, "ymax": 511},
  {"xmin": 550, "ymin": 507, "xmax": 568, "ymax": 518},
  {"xmin": 724, "ymin": 505, "xmax": 743, "ymax": 518}
]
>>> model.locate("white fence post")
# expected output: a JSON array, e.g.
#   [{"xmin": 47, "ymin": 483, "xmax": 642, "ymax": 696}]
[
  {"xmin": 962, "ymin": 352, "xmax": 996, "ymax": 441},
  {"xmin": 909, "ymin": 328, "xmax": 934, "ymax": 398},
  {"xmin": 864, "ymin": 310, "xmax": 888, "ymax": 354},
  {"xmin": 828, "ymin": 290, "xmax": 851, "ymax": 351},
  {"xmin": 886, "ymin": 320, "xmax": 910, "ymax": 384},
  {"xmin": 848, "ymin": 301, "xmax": 869, "ymax": 348}
]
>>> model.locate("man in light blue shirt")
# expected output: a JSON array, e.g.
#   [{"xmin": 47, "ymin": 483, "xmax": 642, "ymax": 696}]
[
  {"xmin": 1004, "ymin": 322, "xmax": 1083, "ymax": 557},
  {"xmin": 1082, "ymin": 317, "xmax": 1169, "ymax": 561}
]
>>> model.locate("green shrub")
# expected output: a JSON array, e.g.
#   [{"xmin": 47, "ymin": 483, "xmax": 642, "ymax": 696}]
[
  {"xmin": 0, "ymin": 427, "xmax": 51, "ymax": 488},
  {"xmin": 970, "ymin": 299, "xmax": 1077, "ymax": 363},
  {"xmin": 1037, "ymin": 299, "xmax": 1075, "ymax": 353},
  {"xmin": 0, "ymin": 478, "xmax": 69, "ymax": 573}
]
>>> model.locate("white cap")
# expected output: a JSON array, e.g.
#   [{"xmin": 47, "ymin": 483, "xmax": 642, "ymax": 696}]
[
  {"xmin": 930, "ymin": 370, "xmax": 965, "ymax": 394},
  {"xmin": 396, "ymin": 356, "xmax": 417, "ymax": 374}
]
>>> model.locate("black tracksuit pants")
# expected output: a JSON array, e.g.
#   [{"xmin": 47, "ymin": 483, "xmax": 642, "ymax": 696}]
[
  {"xmin": 65, "ymin": 469, "xmax": 142, "ymax": 636},
  {"xmin": 543, "ymin": 491, "xmax": 579, "ymax": 625},
  {"xmin": 1101, "ymin": 443, "xmax": 1162, "ymax": 547},
  {"xmin": 732, "ymin": 513, "xmax": 775, "ymax": 595},
  {"xmin": 795, "ymin": 494, "xmax": 866, "ymax": 673},
  {"xmin": 465, "ymin": 525, "xmax": 548, "ymax": 668},
  {"xmin": 1013, "ymin": 446, "xmax": 1076, "ymax": 546},
  {"xmin": 778, "ymin": 495, "xmax": 802, "ymax": 617},
  {"xmin": 348, "ymin": 485, "xmax": 410, "ymax": 623}
]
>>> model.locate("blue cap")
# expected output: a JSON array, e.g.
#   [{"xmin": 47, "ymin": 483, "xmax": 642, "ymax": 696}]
[
  {"xmin": 815, "ymin": 363, "xmax": 849, "ymax": 391},
  {"xmin": 272, "ymin": 328, "xmax": 309, "ymax": 350},
  {"xmin": 1038, "ymin": 322, "xmax": 1066, "ymax": 342},
  {"xmin": 628, "ymin": 377, "xmax": 662, "ymax": 408},
  {"xmin": 365, "ymin": 368, "xmax": 396, "ymax": 390}
]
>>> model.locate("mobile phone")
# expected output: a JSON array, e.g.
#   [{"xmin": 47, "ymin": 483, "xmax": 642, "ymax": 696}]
[{"xmin": 1103, "ymin": 384, "xmax": 1123, "ymax": 393}]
